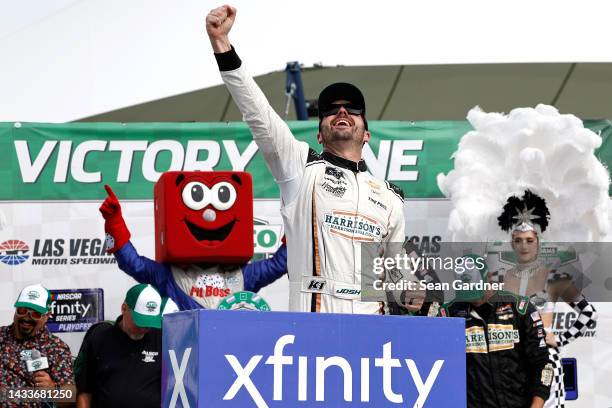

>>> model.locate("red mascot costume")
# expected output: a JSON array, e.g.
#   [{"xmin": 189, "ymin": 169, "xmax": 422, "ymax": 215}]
[{"xmin": 100, "ymin": 171, "xmax": 287, "ymax": 310}]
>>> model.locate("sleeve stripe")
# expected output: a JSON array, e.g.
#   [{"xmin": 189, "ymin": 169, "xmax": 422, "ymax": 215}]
[{"xmin": 385, "ymin": 181, "xmax": 405, "ymax": 201}]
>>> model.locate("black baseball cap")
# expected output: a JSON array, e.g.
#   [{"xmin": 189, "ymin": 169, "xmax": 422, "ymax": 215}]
[{"xmin": 318, "ymin": 82, "xmax": 368, "ymax": 130}]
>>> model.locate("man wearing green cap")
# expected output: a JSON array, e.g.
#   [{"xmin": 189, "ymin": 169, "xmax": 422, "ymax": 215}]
[
  {"xmin": 74, "ymin": 283, "xmax": 162, "ymax": 408},
  {"xmin": 206, "ymin": 5, "xmax": 406, "ymax": 314},
  {"xmin": 0, "ymin": 283, "xmax": 74, "ymax": 405}
]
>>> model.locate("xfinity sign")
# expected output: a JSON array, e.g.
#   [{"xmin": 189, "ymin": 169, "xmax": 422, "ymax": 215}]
[
  {"xmin": 162, "ymin": 310, "xmax": 465, "ymax": 407},
  {"xmin": 223, "ymin": 335, "xmax": 444, "ymax": 407}
]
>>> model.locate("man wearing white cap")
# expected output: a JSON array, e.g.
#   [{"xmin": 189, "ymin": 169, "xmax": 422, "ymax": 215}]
[
  {"xmin": 75, "ymin": 284, "xmax": 163, "ymax": 408},
  {"xmin": 0, "ymin": 283, "xmax": 74, "ymax": 405}
]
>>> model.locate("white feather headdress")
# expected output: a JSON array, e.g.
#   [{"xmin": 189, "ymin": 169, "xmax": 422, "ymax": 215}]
[{"xmin": 437, "ymin": 104, "xmax": 611, "ymax": 242}]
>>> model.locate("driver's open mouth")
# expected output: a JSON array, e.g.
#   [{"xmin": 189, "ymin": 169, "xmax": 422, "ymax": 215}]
[{"xmin": 333, "ymin": 118, "xmax": 351, "ymax": 127}]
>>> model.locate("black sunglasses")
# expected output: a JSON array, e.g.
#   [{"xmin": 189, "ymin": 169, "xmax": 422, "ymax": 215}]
[{"xmin": 321, "ymin": 103, "xmax": 364, "ymax": 117}]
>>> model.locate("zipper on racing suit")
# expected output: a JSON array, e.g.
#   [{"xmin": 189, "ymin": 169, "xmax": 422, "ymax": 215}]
[{"xmin": 471, "ymin": 307, "xmax": 501, "ymax": 407}]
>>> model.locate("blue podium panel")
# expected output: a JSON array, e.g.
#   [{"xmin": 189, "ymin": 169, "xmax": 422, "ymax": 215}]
[{"xmin": 162, "ymin": 310, "xmax": 465, "ymax": 408}]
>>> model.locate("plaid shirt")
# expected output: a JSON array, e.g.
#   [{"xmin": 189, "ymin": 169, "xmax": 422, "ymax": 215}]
[{"xmin": 0, "ymin": 324, "xmax": 74, "ymax": 408}]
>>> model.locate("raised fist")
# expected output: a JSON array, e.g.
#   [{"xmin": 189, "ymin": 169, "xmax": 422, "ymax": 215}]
[
  {"xmin": 206, "ymin": 5, "xmax": 236, "ymax": 52},
  {"xmin": 99, "ymin": 185, "xmax": 130, "ymax": 253}
]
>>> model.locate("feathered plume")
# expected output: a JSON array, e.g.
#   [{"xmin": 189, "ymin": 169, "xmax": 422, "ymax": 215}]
[{"xmin": 437, "ymin": 104, "xmax": 611, "ymax": 242}]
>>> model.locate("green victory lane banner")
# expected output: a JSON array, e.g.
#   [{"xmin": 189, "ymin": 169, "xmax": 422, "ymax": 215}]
[{"xmin": 0, "ymin": 120, "xmax": 611, "ymax": 200}]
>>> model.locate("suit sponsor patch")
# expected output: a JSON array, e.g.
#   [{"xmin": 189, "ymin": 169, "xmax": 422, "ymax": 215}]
[
  {"xmin": 367, "ymin": 180, "xmax": 381, "ymax": 191},
  {"xmin": 368, "ymin": 196, "xmax": 387, "ymax": 210},
  {"xmin": 465, "ymin": 326, "xmax": 487, "ymax": 353},
  {"xmin": 321, "ymin": 181, "xmax": 347, "ymax": 197},
  {"xmin": 541, "ymin": 363, "xmax": 554, "ymax": 386},
  {"xmin": 496, "ymin": 304, "xmax": 512, "ymax": 314},
  {"xmin": 487, "ymin": 324, "xmax": 520, "ymax": 351},
  {"xmin": 466, "ymin": 324, "xmax": 520, "ymax": 353},
  {"xmin": 306, "ymin": 279, "xmax": 326, "ymax": 292},
  {"xmin": 497, "ymin": 305, "xmax": 514, "ymax": 320},
  {"xmin": 325, "ymin": 166, "xmax": 345, "ymax": 180},
  {"xmin": 324, "ymin": 210, "xmax": 383, "ymax": 242}
]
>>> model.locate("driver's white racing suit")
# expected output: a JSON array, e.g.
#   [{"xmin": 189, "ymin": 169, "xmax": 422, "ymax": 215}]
[{"xmin": 215, "ymin": 48, "xmax": 406, "ymax": 314}]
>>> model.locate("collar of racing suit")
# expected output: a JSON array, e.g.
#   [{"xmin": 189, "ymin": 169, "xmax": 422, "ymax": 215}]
[{"xmin": 321, "ymin": 151, "xmax": 368, "ymax": 172}]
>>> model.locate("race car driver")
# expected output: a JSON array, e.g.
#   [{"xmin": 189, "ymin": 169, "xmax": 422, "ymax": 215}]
[{"xmin": 206, "ymin": 5, "xmax": 406, "ymax": 314}]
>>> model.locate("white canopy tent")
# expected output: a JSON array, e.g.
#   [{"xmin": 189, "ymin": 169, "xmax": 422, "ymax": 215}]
[{"xmin": 81, "ymin": 62, "xmax": 612, "ymax": 122}]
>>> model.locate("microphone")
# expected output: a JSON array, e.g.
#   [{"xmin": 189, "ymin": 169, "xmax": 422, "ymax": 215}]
[{"xmin": 26, "ymin": 350, "xmax": 49, "ymax": 372}]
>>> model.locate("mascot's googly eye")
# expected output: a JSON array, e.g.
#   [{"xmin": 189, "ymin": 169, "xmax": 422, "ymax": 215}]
[
  {"xmin": 210, "ymin": 182, "xmax": 237, "ymax": 211},
  {"xmin": 182, "ymin": 182, "xmax": 211, "ymax": 210}
]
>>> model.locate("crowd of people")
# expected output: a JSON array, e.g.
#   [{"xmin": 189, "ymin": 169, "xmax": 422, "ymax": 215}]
[{"xmin": 1, "ymin": 283, "xmax": 168, "ymax": 407}]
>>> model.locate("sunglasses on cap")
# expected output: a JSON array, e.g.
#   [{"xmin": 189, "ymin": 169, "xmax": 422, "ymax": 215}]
[
  {"xmin": 16, "ymin": 307, "xmax": 44, "ymax": 320},
  {"xmin": 321, "ymin": 103, "xmax": 364, "ymax": 117}
]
